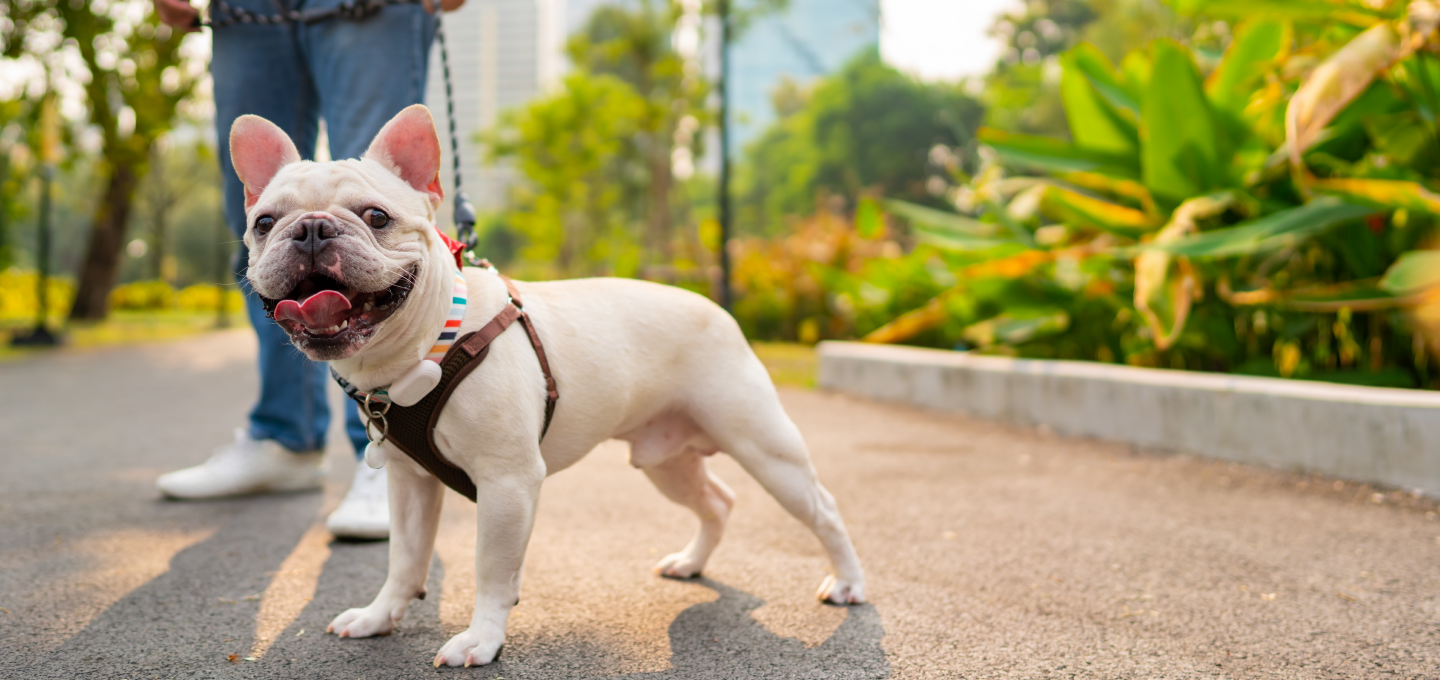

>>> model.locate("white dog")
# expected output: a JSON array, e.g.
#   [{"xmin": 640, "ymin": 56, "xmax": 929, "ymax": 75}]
[{"xmin": 230, "ymin": 105, "xmax": 865, "ymax": 667}]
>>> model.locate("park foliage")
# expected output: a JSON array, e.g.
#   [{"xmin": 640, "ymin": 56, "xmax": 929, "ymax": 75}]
[
  {"xmin": 840, "ymin": 0, "xmax": 1440, "ymax": 390},
  {"xmin": 12, "ymin": 0, "xmax": 1440, "ymax": 393}
]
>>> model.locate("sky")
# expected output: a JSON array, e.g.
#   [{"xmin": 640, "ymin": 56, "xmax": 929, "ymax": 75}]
[{"xmin": 880, "ymin": 0, "xmax": 1019, "ymax": 81}]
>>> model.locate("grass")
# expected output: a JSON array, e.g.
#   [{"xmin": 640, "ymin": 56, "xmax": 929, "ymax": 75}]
[
  {"xmin": 0, "ymin": 309, "xmax": 250, "ymax": 361},
  {"xmin": 752, "ymin": 342, "xmax": 818, "ymax": 389}
]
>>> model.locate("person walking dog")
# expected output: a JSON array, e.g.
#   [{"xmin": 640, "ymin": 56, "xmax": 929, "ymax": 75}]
[{"xmin": 151, "ymin": 0, "xmax": 464, "ymax": 539}]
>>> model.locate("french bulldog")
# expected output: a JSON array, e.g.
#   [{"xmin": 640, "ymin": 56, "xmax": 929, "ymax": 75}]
[{"xmin": 230, "ymin": 105, "xmax": 866, "ymax": 667}]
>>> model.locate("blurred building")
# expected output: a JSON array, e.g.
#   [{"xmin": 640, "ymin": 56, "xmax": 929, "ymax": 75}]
[
  {"xmin": 424, "ymin": 0, "xmax": 568, "ymax": 216},
  {"xmin": 727, "ymin": 0, "xmax": 880, "ymax": 150},
  {"xmin": 424, "ymin": 0, "xmax": 880, "ymax": 218}
]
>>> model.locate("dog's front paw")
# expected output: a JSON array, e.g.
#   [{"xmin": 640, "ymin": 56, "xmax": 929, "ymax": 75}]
[
  {"xmin": 327, "ymin": 606, "xmax": 395, "ymax": 638},
  {"xmin": 433, "ymin": 625, "xmax": 505, "ymax": 667},
  {"xmin": 816, "ymin": 575, "xmax": 866, "ymax": 605},
  {"xmin": 654, "ymin": 551, "xmax": 705, "ymax": 579}
]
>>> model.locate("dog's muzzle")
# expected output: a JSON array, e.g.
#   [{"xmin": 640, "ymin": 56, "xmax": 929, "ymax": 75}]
[{"xmin": 258, "ymin": 266, "xmax": 417, "ymax": 342}]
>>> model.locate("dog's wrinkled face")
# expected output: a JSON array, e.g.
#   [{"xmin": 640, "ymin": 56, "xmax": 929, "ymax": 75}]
[{"xmin": 231, "ymin": 106, "xmax": 445, "ymax": 361}]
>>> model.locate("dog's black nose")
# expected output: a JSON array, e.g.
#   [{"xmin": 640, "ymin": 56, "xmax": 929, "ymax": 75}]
[{"xmin": 291, "ymin": 218, "xmax": 337, "ymax": 247}]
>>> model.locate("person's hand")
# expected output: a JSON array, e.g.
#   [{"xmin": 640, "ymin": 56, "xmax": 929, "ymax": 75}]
[
  {"xmin": 153, "ymin": 0, "xmax": 200, "ymax": 32},
  {"xmin": 422, "ymin": 0, "xmax": 467, "ymax": 12}
]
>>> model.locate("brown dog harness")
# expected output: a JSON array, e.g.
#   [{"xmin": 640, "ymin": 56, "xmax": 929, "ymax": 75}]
[{"xmin": 336, "ymin": 271, "xmax": 558, "ymax": 502}]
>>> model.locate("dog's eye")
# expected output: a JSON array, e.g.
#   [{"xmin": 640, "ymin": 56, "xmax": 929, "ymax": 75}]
[
  {"xmin": 363, "ymin": 208, "xmax": 390, "ymax": 229},
  {"xmin": 255, "ymin": 216, "xmax": 276, "ymax": 235}
]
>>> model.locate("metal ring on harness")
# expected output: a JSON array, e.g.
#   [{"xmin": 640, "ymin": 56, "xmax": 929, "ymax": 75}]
[{"xmin": 363, "ymin": 393, "xmax": 392, "ymax": 445}]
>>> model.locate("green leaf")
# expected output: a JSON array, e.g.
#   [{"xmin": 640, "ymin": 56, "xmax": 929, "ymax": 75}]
[
  {"xmin": 856, "ymin": 197, "xmax": 884, "ymax": 239},
  {"xmin": 1148, "ymin": 198, "xmax": 1373, "ymax": 258},
  {"xmin": 913, "ymin": 225, "xmax": 1019, "ymax": 252},
  {"xmin": 1141, "ymin": 39, "xmax": 1226, "ymax": 205},
  {"xmin": 884, "ymin": 199, "xmax": 999, "ymax": 237},
  {"xmin": 1362, "ymin": 112, "xmax": 1440, "ymax": 173},
  {"xmin": 1120, "ymin": 52, "xmax": 1152, "ymax": 96},
  {"xmin": 962, "ymin": 311, "xmax": 1071, "ymax": 347},
  {"xmin": 1061, "ymin": 45, "xmax": 1138, "ymax": 156},
  {"xmin": 1380, "ymin": 250, "xmax": 1440, "ymax": 294},
  {"xmin": 1070, "ymin": 43, "xmax": 1139, "ymax": 117},
  {"xmin": 979, "ymin": 128, "xmax": 1140, "ymax": 179},
  {"xmin": 1168, "ymin": 0, "xmax": 1395, "ymax": 22},
  {"xmin": 1206, "ymin": 19, "xmax": 1287, "ymax": 115}
]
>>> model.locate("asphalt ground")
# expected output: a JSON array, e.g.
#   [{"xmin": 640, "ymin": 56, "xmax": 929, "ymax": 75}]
[{"xmin": 2, "ymin": 330, "xmax": 1439, "ymax": 679}]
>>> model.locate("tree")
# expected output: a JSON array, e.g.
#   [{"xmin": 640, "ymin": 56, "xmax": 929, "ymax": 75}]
[
  {"xmin": 136, "ymin": 137, "xmax": 211, "ymax": 283},
  {"xmin": 735, "ymin": 51, "xmax": 984, "ymax": 233},
  {"xmin": 0, "ymin": 98, "xmax": 29, "ymax": 270},
  {"xmin": 567, "ymin": 0, "xmax": 709, "ymax": 269},
  {"xmin": 1, "ymin": 0, "xmax": 202, "ymax": 320},
  {"xmin": 489, "ymin": 73, "xmax": 647, "ymax": 277}
]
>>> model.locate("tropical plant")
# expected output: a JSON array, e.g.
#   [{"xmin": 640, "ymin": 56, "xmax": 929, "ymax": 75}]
[{"xmin": 865, "ymin": 0, "xmax": 1440, "ymax": 388}]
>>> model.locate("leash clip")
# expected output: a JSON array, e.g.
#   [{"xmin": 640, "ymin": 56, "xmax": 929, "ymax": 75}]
[{"xmin": 363, "ymin": 392, "xmax": 392, "ymax": 445}]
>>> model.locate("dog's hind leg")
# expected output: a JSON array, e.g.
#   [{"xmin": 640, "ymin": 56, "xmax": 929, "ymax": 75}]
[
  {"xmin": 643, "ymin": 451, "xmax": 736, "ymax": 578},
  {"xmin": 702, "ymin": 401, "xmax": 867, "ymax": 604}
]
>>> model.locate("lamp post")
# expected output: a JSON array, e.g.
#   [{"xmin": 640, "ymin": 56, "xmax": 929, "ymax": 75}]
[
  {"xmin": 216, "ymin": 208, "xmax": 230, "ymax": 329},
  {"xmin": 12, "ymin": 94, "xmax": 61, "ymax": 347},
  {"xmin": 717, "ymin": 0, "xmax": 733, "ymax": 312}
]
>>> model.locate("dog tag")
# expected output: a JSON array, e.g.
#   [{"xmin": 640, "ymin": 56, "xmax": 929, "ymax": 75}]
[
  {"xmin": 388, "ymin": 359, "xmax": 444, "ymax": 407},
  {"xmin": 364, "ymin": 441, "xmax": 388, "ymax": 469}
]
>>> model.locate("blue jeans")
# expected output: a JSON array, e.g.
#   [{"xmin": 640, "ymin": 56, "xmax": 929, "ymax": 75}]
[{"xmin": 212, "ymin": 0, "xmax": 436, "ymax": 456}]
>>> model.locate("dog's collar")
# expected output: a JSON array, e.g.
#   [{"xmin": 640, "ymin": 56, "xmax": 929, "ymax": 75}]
[{"xmin": 332, "ymin": 269, "xmax": 468, "ymax": 405}]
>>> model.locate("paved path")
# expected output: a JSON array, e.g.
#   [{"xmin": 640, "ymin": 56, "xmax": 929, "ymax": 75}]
[{"xmin": 2, "ymin": 330, "xmax": 1439, "ymax": 679}]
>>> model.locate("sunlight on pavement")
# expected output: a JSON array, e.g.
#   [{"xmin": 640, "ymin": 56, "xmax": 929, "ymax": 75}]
[
  {"xmin": 248, "ymin": 521, "xmax": 333, "ymax": 660},
  {"xmin": 50, "ymin": 528, "xmax": 215, "ymax": 653}
]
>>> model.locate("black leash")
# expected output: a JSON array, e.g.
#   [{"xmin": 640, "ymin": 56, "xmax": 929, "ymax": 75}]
[{"xmin": 195, "ymin": 0, "xmax": 481, "ymax": 257}]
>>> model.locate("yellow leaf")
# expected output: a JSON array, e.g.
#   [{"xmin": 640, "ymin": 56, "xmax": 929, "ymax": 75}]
[
  {"xmin": 1406, "ymin": 287, "xmax": 1440, "ymax": 357},
  {"xmin": 1058, "ymin": 171, "xmax": 1159, "ymax": 216},
  {"xmin": 862, "ymin": 251, "xmax": 1062, "ymax": 344},
  {"xmin": 1286, "ymin": 23, "xmax": 1404, "ymax": 170},
  {"xmin": 1040, "ymin": 185, "xmax": 1161, "ymax": 237},
  {"xmin": 862, "ymin": 292, "xmax": 955, "ymax": 345},
  {"xmin": 1308, "ymin": 176, "xmax": 1440, "ymax": 213},
  {"xmin": 1134, "ymin": 194, "xmax": 1235, "ymax": 350}
]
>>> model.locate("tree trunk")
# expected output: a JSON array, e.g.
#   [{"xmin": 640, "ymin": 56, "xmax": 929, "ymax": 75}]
[
  {"xmin": 69, "ymin": 163, "xmax": 139, "ymax": 321},
  {"xmin": 647, "ymin": 146, "xmax": 673, "ymax": 268},
  {"xmin": 151, "ymin": 211, "xmax": 166, "ymax": 281}
]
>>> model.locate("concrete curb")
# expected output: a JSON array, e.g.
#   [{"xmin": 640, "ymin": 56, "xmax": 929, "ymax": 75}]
[{"xmin": 817, "ymin": 341, "xmax": 1440, "ymax": 495}]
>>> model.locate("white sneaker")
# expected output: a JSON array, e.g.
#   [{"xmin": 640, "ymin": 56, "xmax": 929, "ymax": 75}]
[
  {"xmin": 326, "ymin": 464, "xmax": 390, "ymax": 540},
  {"xmin": 157, "ymin": 429, "xmax": 326, "ymax": 500}
]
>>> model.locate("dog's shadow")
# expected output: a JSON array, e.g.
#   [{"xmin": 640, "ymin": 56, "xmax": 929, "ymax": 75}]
[
  {"xmin": 34, "ymin": 501, "xmax": 887, "ymax": 680},
  {"xmin": 607, "ymin": 577, "xmax": 890, "ymax": 680}
]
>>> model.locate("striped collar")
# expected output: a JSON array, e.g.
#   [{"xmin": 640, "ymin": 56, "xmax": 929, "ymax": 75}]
[
  {"xmin": 427, "ymin": 271, "xmax": 468, "ymax": 361},
  {"xmin": 332, "ymin": 269, "xmax": 467, "ymax": 405}
]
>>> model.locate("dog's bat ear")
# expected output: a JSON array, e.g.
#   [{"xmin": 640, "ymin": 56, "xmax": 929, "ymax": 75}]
[
  {"xmin": 364, "ymin": 104, "xmax": 444, "ymax": 206},
  {"xmin": 229, "ymin": 115, "xmax": 302, "ymax": 211}
]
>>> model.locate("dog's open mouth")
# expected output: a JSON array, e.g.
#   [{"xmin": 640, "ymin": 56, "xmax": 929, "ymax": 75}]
[{"xmin": 259, "ymin": 268, "xmax": 416, "ymax": 341}]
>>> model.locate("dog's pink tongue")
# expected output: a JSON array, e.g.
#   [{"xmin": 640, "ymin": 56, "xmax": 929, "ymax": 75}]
[{"xmin": 274, "ymin": 290, "xmax": 352, "ymax": 329}]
